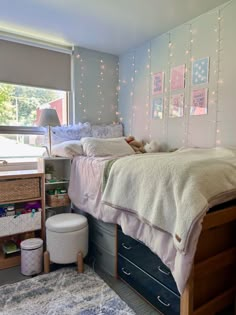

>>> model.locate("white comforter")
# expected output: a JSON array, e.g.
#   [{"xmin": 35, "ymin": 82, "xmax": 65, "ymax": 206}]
[
  {"xmin": 69, "ymin": 149, "xmax": 236, "ymax": 294},
  {"xmin": 102, "ymin": 147, "xmax": 236, "ymax": 252}
]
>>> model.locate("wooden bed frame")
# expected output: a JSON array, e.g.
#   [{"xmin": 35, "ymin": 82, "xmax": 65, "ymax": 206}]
[{"xmin": 181, "ymin": 203, "xmax": 236, "ymax": 315}]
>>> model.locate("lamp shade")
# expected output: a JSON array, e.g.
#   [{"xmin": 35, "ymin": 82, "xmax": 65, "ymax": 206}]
[{"xmin": 38, "ymin": 108, "xmax": 61, "ymax": 127}]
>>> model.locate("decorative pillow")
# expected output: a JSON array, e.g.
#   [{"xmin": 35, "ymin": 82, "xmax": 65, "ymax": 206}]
[
  {"xmin": 81, "ymin": 137, "xmax": 134, "ymax": 157},
  {"xmin": 51, "ymin": 140, "xmax": 83, "ymax": 158},
  {"xmin": 51, "ymin": 122, "xmax": 92, "ymax": 145},
  {"xmin": 91, "ymin": 123, "xmax": 123, "ymax": 138}
]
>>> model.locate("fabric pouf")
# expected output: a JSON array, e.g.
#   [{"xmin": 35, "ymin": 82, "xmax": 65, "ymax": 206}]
[
  {"xmin": 21, "ymin": 238, "xmax": 43, "ymax": 276},
  {"xmin": 46, "ymin": 213, "xmax": 88, "ymax": 264}
]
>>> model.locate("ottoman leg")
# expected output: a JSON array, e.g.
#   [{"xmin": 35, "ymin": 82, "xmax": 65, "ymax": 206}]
[
  {"xmin": 77, "ymin": 251, "xmax": 84, "ymax": 273},
  {"xmin": 44, "ymin": 251, "xmax": 50, "ymax": 273}
]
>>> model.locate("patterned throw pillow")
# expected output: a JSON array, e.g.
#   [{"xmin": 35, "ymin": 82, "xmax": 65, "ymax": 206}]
[
  {"xmin": 91, "ymin": 123, "xmax": 123, "ymax": 138},
  {"xmin": 51, "ymin": 122, "xmax": 92, "ymax": 145}
]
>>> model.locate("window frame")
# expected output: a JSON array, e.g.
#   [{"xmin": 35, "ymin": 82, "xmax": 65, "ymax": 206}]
[{"xmin": 0, "ymin": 89, "xmax": 71, "ymax": 160}]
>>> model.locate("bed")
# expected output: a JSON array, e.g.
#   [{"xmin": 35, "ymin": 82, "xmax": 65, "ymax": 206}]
[{"xmin": 68, "ymin": 148, "xmax": 236, "ymax": 315}]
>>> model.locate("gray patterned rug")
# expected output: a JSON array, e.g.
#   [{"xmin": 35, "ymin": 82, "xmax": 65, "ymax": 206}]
[{"xmin": 0, "ymin": 266, "xmax": 136, "ymax": 315}]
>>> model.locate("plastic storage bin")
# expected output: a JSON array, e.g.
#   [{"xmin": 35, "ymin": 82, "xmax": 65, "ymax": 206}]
[{"xmin": 20, "ymin": 238, "xmax": 43, "ymax": 276}]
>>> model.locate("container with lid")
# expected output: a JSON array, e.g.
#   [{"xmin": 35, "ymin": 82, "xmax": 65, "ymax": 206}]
[
  {"xmin": 46, "ymin": 213, "xmax": 88, "ymax": 264},
  {"xmin": 6, "ymin": 205, "xmax": 15, "ymax": 216},
  {"xmin": 20, "ymin": 238, "xmax": 43, "ymax": 276}
]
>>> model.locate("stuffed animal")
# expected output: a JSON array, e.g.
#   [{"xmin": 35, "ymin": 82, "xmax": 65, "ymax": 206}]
[
  {"xmin": 125, "ymin": 136, "xmax": 145, "ymax": 153},
  {"xmin": 144, "ymin": 140, "xmax": 160, "ymax": 153}
]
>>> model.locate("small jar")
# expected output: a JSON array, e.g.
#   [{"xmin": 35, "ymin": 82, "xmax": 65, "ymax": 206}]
[
  {"xmin": 45, "ymin": 173, "xmax": 52, "ymax": 181},
  {"xmin": 6, "ymin": 205, "xmax": 15, "ymax": 216}
]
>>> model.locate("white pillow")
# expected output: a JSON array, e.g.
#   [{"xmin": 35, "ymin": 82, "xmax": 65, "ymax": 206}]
[
  {"xmin": 91, "ymin": 123, "xmax": 123, "ymax": 138},
  {"xmin": 81, "ymin": 137, "xmax": 134, "ymax": 157},
  {"xmin": 51, "ymin": 140, "xmax": 83, "ymax": 158}
]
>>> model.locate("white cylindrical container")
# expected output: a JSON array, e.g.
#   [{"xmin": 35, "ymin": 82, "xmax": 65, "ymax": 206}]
[{"xmin": 20, "ymin": 238, "xmax": 43, "ymax": 276}]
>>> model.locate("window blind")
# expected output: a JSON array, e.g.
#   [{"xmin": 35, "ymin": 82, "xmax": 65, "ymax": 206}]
[{"xmin": 0, "ymin": 39, "xmax": 71, "ymax": 91}]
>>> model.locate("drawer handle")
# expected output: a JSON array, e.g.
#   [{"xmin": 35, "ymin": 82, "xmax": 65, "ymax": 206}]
[
  {"xmin": 121, "ymin": 267, "xmax": 131, "ymax": 276},
  {"xmin": 122, "ymin": 243, "xmax": 132, "ymax": 250},
  {"xmin": 157, "ymin": 296, "xmax": 170, "ymax": 307},
  {"xmin": 158, "ymin": 265, "xmax": 170, "ymax": 276}
]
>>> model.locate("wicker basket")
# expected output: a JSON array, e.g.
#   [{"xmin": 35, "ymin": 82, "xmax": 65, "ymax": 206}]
[
  {"xmin": 0, "ymin": 178, "xmax": 40, "ymax": 203},
  {"xmin": 46, "ymin": 193, "xmax": 70, "ymax": 207}
]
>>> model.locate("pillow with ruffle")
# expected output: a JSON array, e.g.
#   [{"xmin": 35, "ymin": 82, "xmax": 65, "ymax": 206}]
[
  {"xmin": 51, "ymin": 140, "xmax": 83, "ymax": 158},
  {"xmin": 91, "ymin": 123, "xmax": 123, "ymax": 138},
  {"xmin": 51, "ymin": 122, "xmax": 92, "ymax": 145}
]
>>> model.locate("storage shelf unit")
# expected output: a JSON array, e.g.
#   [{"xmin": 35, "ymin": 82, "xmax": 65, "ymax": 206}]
[
  {"xmin": 43, "ymin": 158, "xmax": 71, "ymax": 219},
  {"xmin": 0, "ymin": 170, "xmax": 45, "ymax": 269}
]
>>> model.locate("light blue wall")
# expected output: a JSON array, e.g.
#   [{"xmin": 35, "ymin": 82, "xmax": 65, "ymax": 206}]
[
  {"xmin": 73, "ymin": 47, "xmax": 119, "ymax": 124},
  {"xmin": 119, "ymin": 0, "xmax": 236, "ymax": 149}
]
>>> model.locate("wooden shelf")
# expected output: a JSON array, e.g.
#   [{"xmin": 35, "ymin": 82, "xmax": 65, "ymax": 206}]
[
  {"xmin": 0, "ymin": 249, "xmax": 21, "ymax": 270},
  {"xmin": 0, "ymin": 197, "xmax": 42, "ymax": 205},
  {"xmin": 45, "ymin": 180, "xmax": 69, "ymax": 185}
]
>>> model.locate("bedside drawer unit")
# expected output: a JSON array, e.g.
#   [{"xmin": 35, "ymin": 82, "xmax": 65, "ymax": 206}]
[
  {"xmin": 118, "ymin": 228, "xmax": 179, "ymax": 295},
  {"xmin": 90, "ymin": 222, "xmax": 116, "ymax": 256},
  {"xmin": 89, "ymin": 216, "xmax": 116, "ymax": 235},
  {"xmin": 90, "ymin": 241, "xmax": 116, "ymax": 277},
  {"xmin": 118, "ymin": 254, "xmax": 180, "ymax": 315}
]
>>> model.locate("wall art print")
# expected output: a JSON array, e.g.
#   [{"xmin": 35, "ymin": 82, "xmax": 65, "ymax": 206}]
[
  {"xmin": 190, "ymin": 88, "xmax": 208, "ymax": 116},
  {"xmin": 152, "ymin": 97, "xmax": 163, "ymax": 119},
  {"xmin": 171, "ymin": 64, "xmax": 185, "ymax": 90},
  {"xmin": 192, "ymin": 57, "xmax": 209, "ymax": 85},
  {"xmin": 152, "ymin": 72, "xmax": 164, "ymax": 95},
  {"xmin": 169, "ymin": 93, "xmax": 184, "ymax": 118}
]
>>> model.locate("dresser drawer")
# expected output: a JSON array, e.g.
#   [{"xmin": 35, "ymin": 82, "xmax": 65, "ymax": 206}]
[
  {"xmin": 118, "ymin": 229, "xmax": 179, "ymax": 295},
  {"xmin": 90, "ymin": 222, "xmax": 116, "ymax": 255},
  {"xmin": 118, "ymin": 255, "xmax": 180, "ymax": 315},
  {"xmin": 88, "ymin": 216, "xmax": 116, "ymax": 235},
  {"xmin": 90, "ymin": 241, "xmax": 116, "ymax": 277}
]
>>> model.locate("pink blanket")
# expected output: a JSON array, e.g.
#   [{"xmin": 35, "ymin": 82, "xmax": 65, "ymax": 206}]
[{"xmin": 69, "ymin": 156, "xmax": 203, "ymax": 294}]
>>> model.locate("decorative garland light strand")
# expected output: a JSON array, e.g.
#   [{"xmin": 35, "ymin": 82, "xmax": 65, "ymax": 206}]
[
  {"xmin": 115, "ymin": 61, "xmax": 122, "ymax": 124},
  {"xmin": 97, "ymin": 58, "xmax": 105, "ymax": 122},
  {"xmin": 165, "ymin": 32, "xmax": 173, "ymax": 143},
  {"xmin": 76, "ymin": 53, "xmax": 88, "ymax": 121},
  {"xmin": 215, "ymin": 9, "xmax": 222, "ymax": 146},
  {"xmin": 145, "ymin": 43, "xmax": 152, "ymax": 140},
  {"xmin": 129, "ymin": 53, "xmax": 136, "ymax": 135},
  {"xmin": 185, "ymin": 24, "xmax": 194, "ymax": 147}
]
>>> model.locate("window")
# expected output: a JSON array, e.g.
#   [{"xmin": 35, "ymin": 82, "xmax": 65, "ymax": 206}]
[{"xmin": 0, "ymin": 82, "xmax": 68, "ymax": 158}]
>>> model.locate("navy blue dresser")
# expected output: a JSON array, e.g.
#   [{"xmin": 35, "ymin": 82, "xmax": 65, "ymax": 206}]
[{"xmin": 117, "ymin": 226, "xmax": 180, "ymax": 315}]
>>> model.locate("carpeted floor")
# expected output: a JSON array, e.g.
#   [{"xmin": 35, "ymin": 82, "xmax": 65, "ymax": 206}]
[
  {"xmin": 0, "ymin": 266, "xmax": 135, "ymax": 315},
  {"xmin": 0, "ymin": 265, "xmax": 234, "ymax": 315}
]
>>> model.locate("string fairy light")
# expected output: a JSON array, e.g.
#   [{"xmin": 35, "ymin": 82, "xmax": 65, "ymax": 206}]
[
  {"xmin": 184, "ymin": 23, "xmax": 194, "ymax": 147},
  {"xmin": 115, "ymin": 61, "xmax": 123, "ymax": 123},
  {"xmin": 76, "ymin": 52, "xmax": 88, "ymax": 121},
  {"xmin": 215, "ymin": 8, "xmax": 222, "ymax": 146},
  {"xmin": 145, "ymin": 43, "xmax": 152, "ymax": 140},
  {"xmin": 129, "ymin": 52, "xmax": 136, "ymax": 135},
  {"xmin": 165, "ymin": 32, "xmax": 173, "ymax": 143}
]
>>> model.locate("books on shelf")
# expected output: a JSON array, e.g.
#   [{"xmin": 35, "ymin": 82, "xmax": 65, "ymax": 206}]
[{"xmin": 2, "ymin": 241, "xmax": 20, "ymax": 255}]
